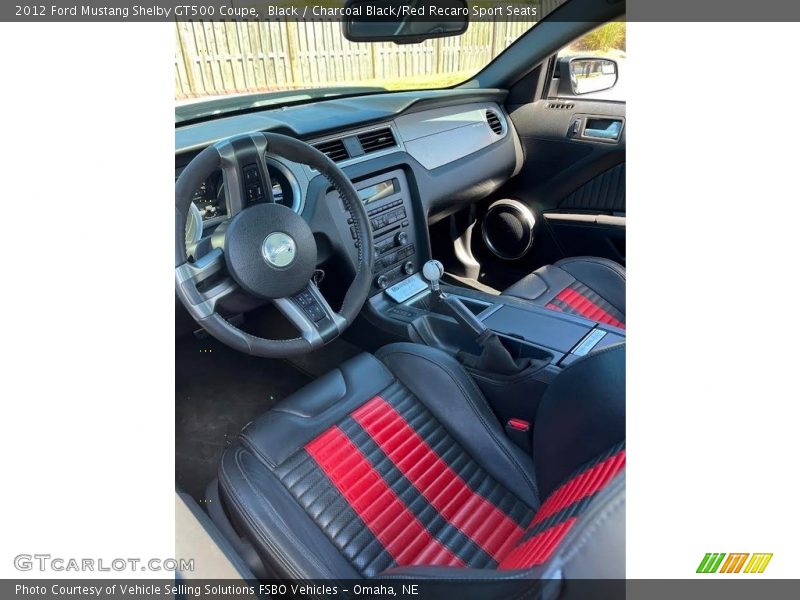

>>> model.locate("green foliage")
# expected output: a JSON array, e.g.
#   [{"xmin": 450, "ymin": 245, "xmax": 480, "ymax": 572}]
[{"xmin": 574, "ymin": 22, "xmax": 626, "ymax": 53}]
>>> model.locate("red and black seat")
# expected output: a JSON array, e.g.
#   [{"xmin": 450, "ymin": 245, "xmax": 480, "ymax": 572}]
[
  {"xmin": 503, "ymin": 257, "xmax": 626, "ymax": 329},
  {"xmin": 218, "ymin": 342, "xmax": 625, "ymax": 584}
]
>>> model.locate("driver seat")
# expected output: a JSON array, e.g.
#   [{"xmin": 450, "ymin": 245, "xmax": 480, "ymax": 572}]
[{"xmin": 218, "ymin": 343, "xmax": 625, "ymax": 584}]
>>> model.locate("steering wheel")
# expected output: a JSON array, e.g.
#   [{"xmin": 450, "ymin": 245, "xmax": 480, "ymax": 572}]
[{"xmin": 175, "ymin": 132, "xmax": 374, "ymax": 358}]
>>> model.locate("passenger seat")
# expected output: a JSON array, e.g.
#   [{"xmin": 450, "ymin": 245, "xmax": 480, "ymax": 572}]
[{"xmin": 502, "ymin": 257, "xmax": 625, "ymax": 328}]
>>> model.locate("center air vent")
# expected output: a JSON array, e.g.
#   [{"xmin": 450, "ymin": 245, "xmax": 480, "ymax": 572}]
[
  {"xmin": 357, "ymin": 127, "xmax": 397, "ymax": 153},
  {"xmin": 485, "ymin": 110, "xmax": 504, "ymax": 135},
  {"xmin": 313, "ymin": 138, "xmax": 349, "ymax": 162}
]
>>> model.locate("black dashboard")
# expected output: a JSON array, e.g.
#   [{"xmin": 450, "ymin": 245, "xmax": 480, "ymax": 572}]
[{"xmin": 175, "ymin": 89, "xmax": 522, "ymax": 297}]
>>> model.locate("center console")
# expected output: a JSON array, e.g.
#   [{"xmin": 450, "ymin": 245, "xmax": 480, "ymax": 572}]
[
  {"xmin": 371, "ymin": 275, "xmax": 624, "ymax": 365},
  {"xmin": 365, "ymin": 270, "xmax": 625, "ymax": 426},
  {"xmin": 337, "ymin": 169, "xmax": 421, "ymax": 293}
]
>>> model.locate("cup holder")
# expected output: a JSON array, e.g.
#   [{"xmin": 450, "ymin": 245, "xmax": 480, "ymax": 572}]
[
  {"xmin": 495, "ymin": 333, "xmax": 553, "ymax": 365},
  {"xmin": 414, "ymin": 310, "xmax": 553, "ymax": 366}
]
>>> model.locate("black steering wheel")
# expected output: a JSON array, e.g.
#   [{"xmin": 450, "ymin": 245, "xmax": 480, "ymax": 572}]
[{"xmin": 175, "ymin": 132, "xmax": 374, "ymax": 358}]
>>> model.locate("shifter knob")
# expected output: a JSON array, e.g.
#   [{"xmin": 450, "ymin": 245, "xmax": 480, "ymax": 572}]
[{"xmin": 422, "ymin": 260, "xmax": 444, "ymax": 292}]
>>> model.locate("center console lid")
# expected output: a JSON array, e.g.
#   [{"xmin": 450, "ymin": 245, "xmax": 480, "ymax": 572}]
[{"xmin": 480, "ymin": 305, "xmax": 590, "ymax": 354}]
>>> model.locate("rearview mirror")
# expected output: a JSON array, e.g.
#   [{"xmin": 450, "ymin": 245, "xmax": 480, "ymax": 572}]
[
  {"xmin": 566, "ymin": 58, "xmax": 618, "ymax": 95},
  {"xmin": 343, "ymin": 0, "xmax": 469, "ymax": 44}
]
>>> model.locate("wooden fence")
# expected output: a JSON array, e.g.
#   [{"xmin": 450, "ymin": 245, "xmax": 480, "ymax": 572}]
[{"xmin": 175, "ymin": 19, "xmax": 540, "ymax": 99}]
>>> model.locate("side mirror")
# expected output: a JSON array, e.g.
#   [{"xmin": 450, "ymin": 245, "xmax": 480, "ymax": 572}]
[
  {"xmin": 343, "ymin": 0, "xmax": 469, "ymax": 44},
  {"xmin": 559, "ymin": 57, "xmax": 618, "ymax": 96}
]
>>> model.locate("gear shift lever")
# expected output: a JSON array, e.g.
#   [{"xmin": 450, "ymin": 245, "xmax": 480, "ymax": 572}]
[
  {"xmin": 422, "ymin": 260, "xmax": 486, "ymax": 338},
  {"xmin": 422, "ymin": 260, "xmax": 525, "ymax": 375},
  {"xmin": 422, "ymin": 259, "xmax": 444, "ymax": 293}
]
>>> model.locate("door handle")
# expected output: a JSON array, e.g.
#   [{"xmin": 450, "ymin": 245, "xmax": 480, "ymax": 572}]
[{"xmin": 583, "ymin": 117, "xmax": 623, "ymax": 140}]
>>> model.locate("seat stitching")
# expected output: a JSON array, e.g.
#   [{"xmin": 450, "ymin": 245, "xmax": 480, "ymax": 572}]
[
  {"xmin": 239, "ymin": 433, "xmax": 277, "ymax": 469},
  {"xmin": 221, "ymin": 449, "xmax": 337, "ymax": 579},
  {"xmin": 219, "ymin": 453, "xmax": 306, "ymax": 579}
]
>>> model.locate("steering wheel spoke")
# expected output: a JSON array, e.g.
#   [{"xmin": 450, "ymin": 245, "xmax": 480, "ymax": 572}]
[
  {"xmin": 273, "ymin": 282, "xmax": 346, "ymax": 348},
  {"xmin": 175, "ymin": 248, "xmax": 238, "ymax": 320},
  {"xmin": 217, "ymin": 135, "xmax": 274, "ymax": 217},
  {"xmin": 176, "ymin": 132, "xmax": 373, "ymax": 358}
]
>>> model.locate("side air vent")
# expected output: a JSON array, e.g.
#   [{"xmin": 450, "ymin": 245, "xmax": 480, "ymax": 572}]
[
  {"xmin": 547, "ymin": 102, "xmax": 575, "ymax": 110},
  {"xmin": 357, "ymin": 127, "xmax": 397, "ymax": 153},
  {"xmin": 485, "ymin": 110, "xmax": 504, "ymax": 135},
  {"xmin": 313, "ymin": 138, "xmax": 349, "ymax": 162}
]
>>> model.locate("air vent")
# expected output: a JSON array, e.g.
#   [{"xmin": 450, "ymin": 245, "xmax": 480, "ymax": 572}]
[
  {"xmin": 357, "ymin": 127, "xmax": 397, "ymax": 153},
  {"xmin": 547, "ymin": 102, "xmax": 575, "ymax": 110},
  {"xmin": 313, "ymin": 138, "xmax": 349, "ymax": 162},
  {"xmin": 485, "ymin": 110, "xmax": 503, "ymax": 135}
]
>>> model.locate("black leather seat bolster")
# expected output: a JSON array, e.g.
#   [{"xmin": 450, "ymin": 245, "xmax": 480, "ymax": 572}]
[
  {"xmin": 375, "ymin": 343, "xmax": 539, "ymax": 508},
  {"xmin": 219, "ymin": 448, "xmax": 362, "ymax": 579},
  {"xmin": 219, "ymin": 353, "xmax": 397, "ymax": 580},
  {"xmin": 532, "ymin": 344, "xmax": 625, "ymax": 499},
  {"xmin": 551, "ymin": 471, "xmax": 625, "ymax": 582},
  {"xmin": 239, "ymin": 352, "xmax": 395, "ymax": 468},
  {"xmin": 555, "ymin": 257, "xmax": 625, "ymax": 314},
  {"xmin": 503, "ymin": 256, "xmax": 625, "ymax": 316},
  {"xmin": 502, "ymin": 264, "xmax": 576, "ymax": 304}
]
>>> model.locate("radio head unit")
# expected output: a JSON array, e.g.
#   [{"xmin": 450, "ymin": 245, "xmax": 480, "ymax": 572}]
[
  {"xmin": 337, "ymin": 170, "xmax": 420, "ymax": 293},
  {"xmin": 358, "ymin": 178, "xmax": 398, "ymax": 205}
]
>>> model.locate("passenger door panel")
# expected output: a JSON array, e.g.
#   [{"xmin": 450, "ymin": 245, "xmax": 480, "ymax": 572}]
[{"xmin": 504, "ymin": 97, "xmax": 626, "ymax": 268}]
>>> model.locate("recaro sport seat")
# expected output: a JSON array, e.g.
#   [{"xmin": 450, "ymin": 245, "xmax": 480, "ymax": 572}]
[
  {"xmin": 217, "ymin": 342, "xmax": 625, "ymax": 584},
  {"xmin": 502, "ymin": 257, "xmax": 626, "ymax": 329}
]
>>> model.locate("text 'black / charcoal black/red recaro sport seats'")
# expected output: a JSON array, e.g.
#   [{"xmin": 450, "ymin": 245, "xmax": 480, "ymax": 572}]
[
  {"xmin": 218, "ymin": 343, "xmax": 625, "ymax": 586},
  {"xmin": 503, "ymin": 257, "xmax": 626, "ymax": 329}
]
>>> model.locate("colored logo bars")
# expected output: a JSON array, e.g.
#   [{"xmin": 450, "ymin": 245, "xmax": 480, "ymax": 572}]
[{"xmin": 696, "ymin": 553, "xmax": 773, "ymax": 574}]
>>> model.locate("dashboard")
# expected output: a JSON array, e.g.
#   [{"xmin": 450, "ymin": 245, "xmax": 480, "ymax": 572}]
[{"xmin": 175, "ymin": 89, "xmax": 522, "ymax": 294}]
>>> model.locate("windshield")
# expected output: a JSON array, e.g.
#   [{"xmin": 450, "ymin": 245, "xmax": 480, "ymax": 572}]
[{"xmin": 175, "ymin": 6, "xmax": 564, "ymax": 123}]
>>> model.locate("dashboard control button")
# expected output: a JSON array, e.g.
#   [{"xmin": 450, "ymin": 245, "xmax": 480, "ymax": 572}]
[
  {"xmin": 247, "ymin": 184, "xmax": 264, "ymax": 203},
  {"xmin": 293, "ymin": 290, "xmax": 315, "ymax": 307},
  {"xmin": 243, "ymin": 164, "xmax": 260, "ymax": 184},
  {"xmin": 376, "ymin": 274, "xmax": 389, "ymax": 289},
  {"xmin": 403, "ymin": 261, "xmax": 414, "ymax": 275},
  {"xmin": 395, "ymin": 231, "xmax": 408, "ymax": 246},
  {"xmin": 307, "ymin": 304, "xmax": 326, "ymax": 322}
]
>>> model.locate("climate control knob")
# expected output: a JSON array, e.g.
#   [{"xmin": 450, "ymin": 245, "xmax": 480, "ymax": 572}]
[
  {"xmin": 403, "ymin": 261, "xmax": 414, "ymax": 275},
  {"xmin": 395, "ymin": 231, "xmax": 409, "ymax": 246},
  {"xmin": 376, "ymin": 274, "xmax": 389, "ymax": 289}
]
